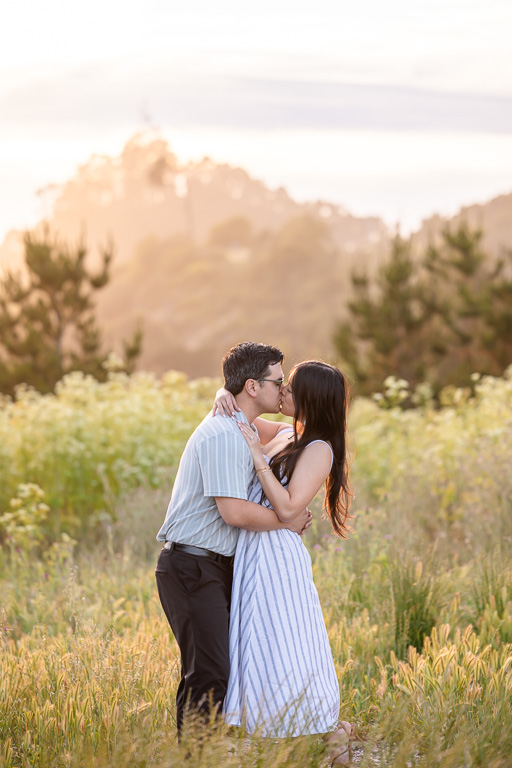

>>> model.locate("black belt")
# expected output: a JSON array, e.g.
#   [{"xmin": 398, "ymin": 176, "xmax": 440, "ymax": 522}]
[{"xmin": 164, "ymin": 540, "xmax": 234, "ymax": 567}]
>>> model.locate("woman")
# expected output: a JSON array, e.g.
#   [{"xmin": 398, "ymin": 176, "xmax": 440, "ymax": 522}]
[{"xmin": 213, "ymin": 360, "xmax": 353, "ymax": 759}]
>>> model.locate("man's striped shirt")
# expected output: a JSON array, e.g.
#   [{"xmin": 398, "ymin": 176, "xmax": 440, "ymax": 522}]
[{"xmin": 156, "ymin": 411, "xmax": 256, "ymax": 556}]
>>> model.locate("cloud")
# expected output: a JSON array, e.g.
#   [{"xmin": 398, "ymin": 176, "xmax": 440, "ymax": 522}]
[{"xmin": 2, "ymin": 65, "xmax": 511, "ymax": 135}]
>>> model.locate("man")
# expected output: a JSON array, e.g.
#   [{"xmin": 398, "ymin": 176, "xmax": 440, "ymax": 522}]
[{"xmin": 155, "ymin": 342, "xmax": 310, "ymax": 733}]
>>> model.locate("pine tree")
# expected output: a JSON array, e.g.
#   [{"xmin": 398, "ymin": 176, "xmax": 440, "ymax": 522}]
[
  {"xmin": 0, "ymin": 230, "xmax": 142, "ymax": 395},
  {"xmin": 334, "ymin": 225, "xmax": 512, "ymax": 396},
  {"xmin": 422, "ymin": 226, "xmax": 512, "ymax": 386},
  {"xmin": 335, "ymin": 235, "xmax": 432, "ymax": 393}
]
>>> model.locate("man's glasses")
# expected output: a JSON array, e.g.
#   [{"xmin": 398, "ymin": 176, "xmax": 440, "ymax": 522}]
[{"xmin": 258, "ymin": 377, "xmax": 285, "ymax": 387}]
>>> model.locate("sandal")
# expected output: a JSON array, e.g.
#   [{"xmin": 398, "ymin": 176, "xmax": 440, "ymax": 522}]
[
  {"xmin": 325, "ymin": 721, "xmax": 353, "ymax": 765},
  {"xmin": 326, "ymin": 720, "xmax": 365, "ymax": 765}
]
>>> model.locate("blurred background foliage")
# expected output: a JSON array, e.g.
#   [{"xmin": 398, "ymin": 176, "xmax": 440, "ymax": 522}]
[
  {"xmin": 3, "ymin": 135, "xmax": 511, "ymax": 384},
  {"xmin": 1, "ymin": 220, "xmax": 511, "ymax": 402}
]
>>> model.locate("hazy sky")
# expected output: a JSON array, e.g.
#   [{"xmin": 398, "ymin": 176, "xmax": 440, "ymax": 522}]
[{"xmin": 1, "ymin": 0, "xmax": 511, "ymax": 238}]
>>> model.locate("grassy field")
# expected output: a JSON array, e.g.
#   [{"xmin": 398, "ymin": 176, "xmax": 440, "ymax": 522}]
[{"xmin": 1, "ymin": 368, "xmax": 512, "ymax": 767}]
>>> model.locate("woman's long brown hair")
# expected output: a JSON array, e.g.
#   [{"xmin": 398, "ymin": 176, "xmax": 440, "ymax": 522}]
[{"xmin": 269, "ymin": 360, "xmax": 352, "ymax": 538}]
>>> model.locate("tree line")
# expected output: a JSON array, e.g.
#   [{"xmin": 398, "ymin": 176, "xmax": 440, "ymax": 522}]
[
  {"xmin": 0, "ymin": 224, "xmax": 511, "ymax": 400},
  {"xmin": 334, "ymin": 225, "xmax": 512, "ymax": 397}
]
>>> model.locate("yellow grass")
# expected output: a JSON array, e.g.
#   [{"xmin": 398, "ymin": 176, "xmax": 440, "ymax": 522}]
[{"xmin": 1, "ymin": 366, "xmax": 512, "ymax": 765}]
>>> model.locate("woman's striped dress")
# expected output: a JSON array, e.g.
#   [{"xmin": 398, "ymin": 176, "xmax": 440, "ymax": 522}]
[{"xmin": 223, "ymin": 444, "xmax": 340, "ymax": 737}]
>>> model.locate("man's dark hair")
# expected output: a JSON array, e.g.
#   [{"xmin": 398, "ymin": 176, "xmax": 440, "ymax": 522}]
[{"xmin": 222, "ymin": 342, "xmax": 284, "ymax": 395}]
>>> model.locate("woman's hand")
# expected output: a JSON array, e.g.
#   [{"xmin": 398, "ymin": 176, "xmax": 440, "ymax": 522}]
[
  {"xmin": 237, "ymin": 421, "xmax": 265, "ymax": 467},
  {"xmin": 212, "ymin": 387, "xmax": 240, "ymax": 418},
  {"xmin": 238, "ymin": 420, "xmax": 314, "ymax": 534}
]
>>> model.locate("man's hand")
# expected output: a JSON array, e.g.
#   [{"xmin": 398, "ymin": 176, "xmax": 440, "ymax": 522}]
[
  {"xmin": 300, "ymin": 508, "xmax": 313, "ymax": 536},
  {"xmin": 287, "ymin": 507, "xmax": 313, "ymax": 535}
]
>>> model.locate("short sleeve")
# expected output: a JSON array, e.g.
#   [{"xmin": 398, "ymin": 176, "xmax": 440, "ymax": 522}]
[{"xmin": 196, "ymin": 431, "xmax": 252, "ymax": 499}]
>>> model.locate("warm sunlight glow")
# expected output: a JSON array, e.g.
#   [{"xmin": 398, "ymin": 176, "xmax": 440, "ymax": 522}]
[{"xmin": 1, "ymin": 0, "xmax": 511, "ymax": 239}]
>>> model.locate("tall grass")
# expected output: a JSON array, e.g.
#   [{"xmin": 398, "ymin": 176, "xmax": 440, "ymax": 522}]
[
  {"xmin": 1, "ymin": 365, "xmax": 512, "ymax": 766},
  {"xmin": 2, "ymin": 537, "xmax": 512, "ymax": 767}
]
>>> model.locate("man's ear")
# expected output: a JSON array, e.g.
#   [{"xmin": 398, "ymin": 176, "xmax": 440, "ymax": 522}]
[{"xmin": 244, "ymin": 379, "xmax": 258, "ymax": 399}]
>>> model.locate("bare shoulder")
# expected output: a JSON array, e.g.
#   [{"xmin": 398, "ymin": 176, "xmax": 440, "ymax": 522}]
[
  {"xmin": 288, "ymin": 440, "xmax": 332, "ymax": 490},
  {"xmin": 300, "ymin": 440, "xmax": 333, "ymax": 467}
]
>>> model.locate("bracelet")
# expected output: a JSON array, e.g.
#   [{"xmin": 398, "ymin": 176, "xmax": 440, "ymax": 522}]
[{"xmin": 256, "ymin": 467, "xmax": 271, "ymax": 475}]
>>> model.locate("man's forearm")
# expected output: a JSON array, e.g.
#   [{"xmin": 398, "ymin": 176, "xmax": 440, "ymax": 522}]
[{"xmin": 216, "ymin": 498, "xmax": 287, "ymax": 532}]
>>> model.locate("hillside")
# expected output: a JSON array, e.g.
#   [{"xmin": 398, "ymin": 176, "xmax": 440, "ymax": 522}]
[
  {"xmin": 0, "ymin": 135, "xmax": 390, "ymax": 376},
  {"xmin": 1, "ymin": 134, "xmax": 511, "ymax": 377},
  {"xmin": 412, "ymin": 191, "xmax": 512, "ymax": 257},
  {"xmin": 96, "ymin": 216, "xmax": 363, "ymax": 375},
  {"xmin": 0, "ymin": 133, "xmax": 387, "ymax": 267}
]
